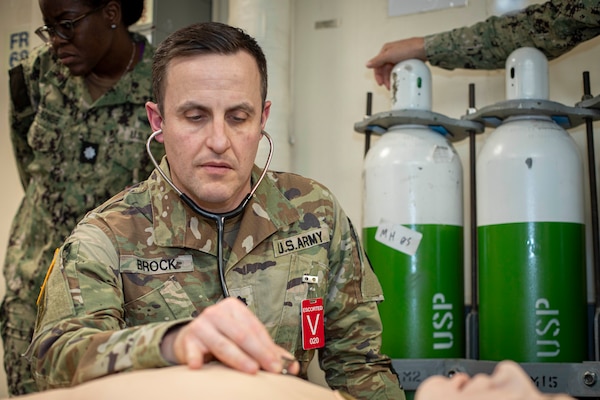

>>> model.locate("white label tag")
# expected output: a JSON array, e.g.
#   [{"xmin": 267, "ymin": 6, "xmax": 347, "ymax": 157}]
[
  {"xmin": 375, "ymin": 221, "xmax": 422, "ymax": 256},
  {"xmin": 432, "ymin": 145, "xmax": 455, "ymax": 163}
]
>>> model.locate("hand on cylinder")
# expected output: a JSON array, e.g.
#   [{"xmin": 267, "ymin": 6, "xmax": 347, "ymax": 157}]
[{"xmin": 366, "ymin": 37, "xmax": 427, "ymax": 89}]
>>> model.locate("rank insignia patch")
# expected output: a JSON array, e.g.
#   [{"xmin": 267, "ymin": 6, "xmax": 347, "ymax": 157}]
[{"xmin": 80, "ymin": 140, "xmax": 99, "ymax": 164}]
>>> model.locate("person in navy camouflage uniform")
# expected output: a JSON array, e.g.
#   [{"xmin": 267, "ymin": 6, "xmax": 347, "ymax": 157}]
[{"xmin": 1, "ymin": 0, "xmax": 163, "ymax": 395}]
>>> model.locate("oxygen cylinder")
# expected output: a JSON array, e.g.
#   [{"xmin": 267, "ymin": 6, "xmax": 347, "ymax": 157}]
[
  {"xmin": 363, "ymin": 60, "xmax": 465, "ymax": 359},
  {"xmin": 477, "ymin": 47, "xmax": 587, "ymax": 362}
]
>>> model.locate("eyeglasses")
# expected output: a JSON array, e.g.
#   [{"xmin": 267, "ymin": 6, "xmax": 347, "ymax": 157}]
[{"xmin": 35, "ymin": 5, "xmax": 105, "ymax": 44}]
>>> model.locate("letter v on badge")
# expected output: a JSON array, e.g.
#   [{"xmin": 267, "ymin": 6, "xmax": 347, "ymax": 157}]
[{"xmin": 301, "ymin": 298, "xmax": 325, "ymax": 350}]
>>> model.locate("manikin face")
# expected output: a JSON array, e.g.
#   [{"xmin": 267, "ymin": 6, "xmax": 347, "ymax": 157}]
[
  {"xmin": 415, "ymin": 361, "xmax": 574, "ymax": 400},
  {"xmin": 146, "ymin": 51, "xmax": 271, "ymax": 213}
]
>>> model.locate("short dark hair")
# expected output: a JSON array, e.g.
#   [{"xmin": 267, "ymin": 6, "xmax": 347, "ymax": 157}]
[
  {"xmin": 88, "ymin": 0, "xmax": 145, "ymax": 27},
  {"xmin": 152, "ymin": 22, "xmax": 268, "ymax": 113}
]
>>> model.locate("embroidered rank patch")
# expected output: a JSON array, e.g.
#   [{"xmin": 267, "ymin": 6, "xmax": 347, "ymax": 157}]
[
  {"xmin": 273, "ymin": 227, "xmax": 329, "ymax": 257},
  {"xmin": 80, "ymin": 140, "xmax": 99, "ymax": 164},
  {"xmin": 120, "ymin": 255, "xmax": 194, "ymax": 274}
]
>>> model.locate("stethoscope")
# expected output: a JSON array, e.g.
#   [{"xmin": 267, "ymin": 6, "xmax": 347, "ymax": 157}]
[{"xmin": 146, "ymin": 129, "xmax": 274, "ymax": 298}]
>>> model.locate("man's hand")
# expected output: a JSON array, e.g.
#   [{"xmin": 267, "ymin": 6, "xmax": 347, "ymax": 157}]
[
  {"xmin": 160, "ymin": 297, "xmax": 299, "ymax": 375},
  {"xmin": 366, "ymin": 37, "xmax": 427, "ymax": 89}
]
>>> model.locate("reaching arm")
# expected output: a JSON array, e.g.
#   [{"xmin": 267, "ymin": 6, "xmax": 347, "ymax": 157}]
[
  {"xmin": 30, "ymin": 222, "xmax": 298, "ymax": 389},
  {"xmin": 367, "ymin": 0, "xmax": 600, "ymax": 89},
  {"xmin": 425, "ymin": 0, "xmax": 600, "ymax": 70},
  {"xmin": 29, "ymin": 223, "xmax": 179, "ymax": 389}
]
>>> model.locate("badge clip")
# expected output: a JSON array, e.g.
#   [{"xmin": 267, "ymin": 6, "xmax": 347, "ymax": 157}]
[{"xmin": 302, "ymin": 274, "xmax": 319, "ymax": 284}]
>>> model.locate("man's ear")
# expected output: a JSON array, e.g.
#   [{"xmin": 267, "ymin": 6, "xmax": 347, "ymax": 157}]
[
  {"xmin": 145, "ymin": 101, "xmax": 164, "ymax": 143},
  {"xmin": 261, "ymin": 100, "xmax": 271, "ymax": 130}
]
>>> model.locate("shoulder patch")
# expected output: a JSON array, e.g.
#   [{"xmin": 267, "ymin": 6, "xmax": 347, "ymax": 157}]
[
  {"xmin": 37, "ymin": 248, "xmax": 59, "ymax": 306},
  {"xmin": 34, "ymin": 247, "xmax": 76, "ymax": 331}
]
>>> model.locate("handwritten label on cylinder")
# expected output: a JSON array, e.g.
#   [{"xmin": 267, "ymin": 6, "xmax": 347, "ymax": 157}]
[{"xmin": 375, "ymin": 221, "xmax": 422, "ymax": 256}]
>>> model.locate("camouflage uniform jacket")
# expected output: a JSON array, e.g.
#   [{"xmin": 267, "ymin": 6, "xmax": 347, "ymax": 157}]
[
  {"xmin": 30, "ymin": 158, "xmax": 404, "ymax": 400},
  {"xmin": 425, "ymin": 0, "xmax": 600, "ymax": 69}
]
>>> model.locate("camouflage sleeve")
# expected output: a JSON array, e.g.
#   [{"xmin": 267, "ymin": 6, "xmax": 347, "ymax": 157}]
[
  {"xmin": 424, "ymin": 0, "xmax": 600, "ymax": 70},
  {"xmin": 9, "ymin": 55, "xmax": 37, "ymax": 190},
  {"xmin": 29, "ymin": 222, "xmax": 185, "ymax": 389},
  {"xmin": 319, "ymin": 201, "xmax": 404, "ymax": 400}
]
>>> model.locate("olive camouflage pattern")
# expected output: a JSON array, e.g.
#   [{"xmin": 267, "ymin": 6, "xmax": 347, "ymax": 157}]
[
  {"xmin": 425, "ymin": 0, "xmax": 600, "ymax": 70},
  {"xmin": 29, "ymin": 159, "xmax": 405, "ymax": 400},
  {"xmin": 1, "ymin": 33, "xmax": 164, "ymax": 396}
]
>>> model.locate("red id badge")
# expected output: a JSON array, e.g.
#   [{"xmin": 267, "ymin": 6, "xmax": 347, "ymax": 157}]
[{"xmin": 301, "ymin": 298, "xmax": 325, "ymax": 350}]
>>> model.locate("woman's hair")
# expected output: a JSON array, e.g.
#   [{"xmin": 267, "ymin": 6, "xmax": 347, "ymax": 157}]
[{"xmin": 88, "ymin": 0, "xmax": 145, "ymax": 27}]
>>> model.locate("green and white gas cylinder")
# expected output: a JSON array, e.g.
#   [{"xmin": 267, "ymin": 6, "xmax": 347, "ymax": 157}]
[
  {"xmin": 363, "ymin": 60, "xmax": 465, "ymax": 359},
  {"xmin": 477, "ymin": 47, "xmax": 587, "ymax": 362}
]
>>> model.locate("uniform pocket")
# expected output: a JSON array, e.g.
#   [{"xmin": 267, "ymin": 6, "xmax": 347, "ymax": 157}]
[
  {"xmin": 28, "ymin": 106, "xmax": 67, "ymax": 153},
  {"xmin": 123, "ymin": 276, "xmax": 197, "ymax": 326},
  {"xmin": 107, "ymin": 106, "xmax": 151, "ymax": 173}
]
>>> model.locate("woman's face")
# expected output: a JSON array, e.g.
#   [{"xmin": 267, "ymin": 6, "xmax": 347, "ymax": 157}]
[{"xmin": 38, "ymin": 0, "xmax": 116, "ymax": 76}]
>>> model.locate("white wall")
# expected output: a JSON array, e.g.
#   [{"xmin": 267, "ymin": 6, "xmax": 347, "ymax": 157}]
[
  {"xmin": 1, "ymin": 0, "xmax": 600, "ymax": 396},
  {"xmin": 290, "ymin": 0, "xmax": 600, "ymax": 308}
]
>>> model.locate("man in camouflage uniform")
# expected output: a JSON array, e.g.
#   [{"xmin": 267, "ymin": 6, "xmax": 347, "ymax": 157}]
[
  {"xmin": 1, "ymin": 0, "xmax": 165, "ymax": 394},
  {"xmin": 367, "ymin": 0, "xmax": 600, "ymax": 88},
  {"xmin": 28, "ymin": 22, "xmax": 405, "ymax": 400}
]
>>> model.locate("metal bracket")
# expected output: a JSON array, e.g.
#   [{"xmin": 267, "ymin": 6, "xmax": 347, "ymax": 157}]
[
  {"xmin": 576, "ymin": 94, "xmax": 600, "ymax": 110},
  {"xmin": 463, "ymin": 99, "xmax": 600, "ymax": 129},
  {"xmin": 353, "ymin": 109, "xmax": 485, "ymax": 143}
]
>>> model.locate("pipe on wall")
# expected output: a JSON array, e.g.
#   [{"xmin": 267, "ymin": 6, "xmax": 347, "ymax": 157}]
[{"xmin": 228, "ymin": 0, "xmax": 293, "ymax": 171}]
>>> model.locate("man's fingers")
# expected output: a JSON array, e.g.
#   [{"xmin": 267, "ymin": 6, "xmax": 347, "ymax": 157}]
[
  {"xmin": 207, "ymin": 298, "xmax": 283, "ymax": 373},
  {"xmin": 173, "ymin": 298, "xmax": 290, "ymax": 374},
  {"xmin": 183, "ymin": 335, "xmax": 205, "ymax": 369},
  {"xmin": 461, "ymin": 373, "xmax": 494, "ymax": 394}
]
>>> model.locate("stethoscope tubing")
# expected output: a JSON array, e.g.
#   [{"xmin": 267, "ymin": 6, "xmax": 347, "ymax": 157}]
[{"xmin": 146, "ymin": 129, "xmax": 274, "ymax": 297}]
